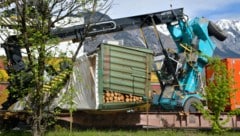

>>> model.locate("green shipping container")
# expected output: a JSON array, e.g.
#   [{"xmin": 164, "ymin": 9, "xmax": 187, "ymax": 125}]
[
  {"xmin": 63, "ymin": 44, "xmax": 153, "ymax": 110},
  {"xmin": 98, "ymin": 44, "xmax": 153, "ymax": 110}
]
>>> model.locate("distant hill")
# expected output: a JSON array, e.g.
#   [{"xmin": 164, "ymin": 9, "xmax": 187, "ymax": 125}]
[
  {"xmin": 84, "ymin": 18, "xmax": 240, "ymax": 58},
  {"xmin": 214, "ymin": 19, "xmax": 240, "ymax": 58}
]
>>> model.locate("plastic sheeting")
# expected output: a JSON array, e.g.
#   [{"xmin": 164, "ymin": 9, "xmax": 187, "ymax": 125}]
[{"xmin": 53, "ymin": 54, "xmax": 99, "ymax": 110}]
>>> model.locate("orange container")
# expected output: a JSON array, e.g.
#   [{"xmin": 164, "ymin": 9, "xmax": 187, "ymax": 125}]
[{"xmin": 205, "ymin": 58, "xmax": 240, "ymax": 111}]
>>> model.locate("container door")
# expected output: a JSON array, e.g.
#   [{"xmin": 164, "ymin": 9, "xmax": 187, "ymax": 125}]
[{"xmin": 227, "ymin": 59, "xmax": 240, "ymax": 110}]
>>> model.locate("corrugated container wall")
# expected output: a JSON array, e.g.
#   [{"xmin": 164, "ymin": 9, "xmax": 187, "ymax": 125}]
[
  {"xmin": 65, "ymin": 44, "xmax": 153, "ymax": 111},
  {"xmin": 98, "ymin": 44, "xmax": 153, "ymax": 110},
  {"xmin": 205, "ymin": 58, "xmax": 240, "ymax": 111}
]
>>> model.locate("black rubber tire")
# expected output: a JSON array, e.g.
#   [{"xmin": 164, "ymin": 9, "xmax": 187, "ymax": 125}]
[
  {"xmin": 208, "ymin": 21, "xmax": 227, "ymax": 41},
  {"xmin": 183, "ymin": 97, "xmax": 202, "ymax": 113}
]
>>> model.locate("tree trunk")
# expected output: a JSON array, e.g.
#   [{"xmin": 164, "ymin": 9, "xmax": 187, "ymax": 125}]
[
  {"xmin": 31, "ymin": 94, "xmax": 45, "ymax": 136},
  {"xmin": 32, "ymin": 110, "xmax": 44, "ymax": 136}
]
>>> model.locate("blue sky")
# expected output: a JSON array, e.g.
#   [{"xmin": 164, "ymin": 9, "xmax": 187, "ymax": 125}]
[{"xmin": 106, "ymin": 0, "xmax": 240, "ymax": 20}]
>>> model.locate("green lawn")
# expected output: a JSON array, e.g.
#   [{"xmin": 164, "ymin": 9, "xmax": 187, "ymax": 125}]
[{"xmin": 1, "ymin": 129, "xmax": 240, "ymax": 136}]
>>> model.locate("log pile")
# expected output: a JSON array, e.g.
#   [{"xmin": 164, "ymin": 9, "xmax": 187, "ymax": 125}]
[{"xmin": 104, "ymin": 90, "xmax": 143, "ymax": 103}]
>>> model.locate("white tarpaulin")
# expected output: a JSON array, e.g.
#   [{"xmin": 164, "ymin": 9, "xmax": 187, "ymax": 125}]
[{"xmin": 53, "ymin": 54, "xmax": 99, "ymax": 110}]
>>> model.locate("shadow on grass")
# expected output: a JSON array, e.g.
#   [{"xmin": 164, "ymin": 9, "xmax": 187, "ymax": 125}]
[{"xmin": 0, "ymin": 130, "xmax": 31, "ymax": 136}]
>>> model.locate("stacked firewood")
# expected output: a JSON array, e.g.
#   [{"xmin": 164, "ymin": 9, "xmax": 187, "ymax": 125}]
[{"xmin": 103, "ymin": 90, "xmax": 143, "ymax": 103}]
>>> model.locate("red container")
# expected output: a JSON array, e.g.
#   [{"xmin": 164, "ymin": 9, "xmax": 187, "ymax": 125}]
[{"xmin": 205, "ymin": 58, "xmax": 240, "ymax": 111}]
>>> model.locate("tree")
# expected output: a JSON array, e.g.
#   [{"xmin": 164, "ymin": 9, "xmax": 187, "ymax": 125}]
[
  {"xmin": 0, "ymin": 0, "xmax": 111, "ymax": 135},
  {"xmin": 197, "ymin": 57, "xmax": 236, "ymax": 133}
]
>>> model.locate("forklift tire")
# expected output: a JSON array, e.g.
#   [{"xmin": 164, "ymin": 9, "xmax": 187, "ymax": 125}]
[
  {"xmin": 183, "ymin": 97, "xmax": 202, "ymax": 113},
  {"xmin": 208, "ymin": 21, "xmax": 227, "ymax": 41}
]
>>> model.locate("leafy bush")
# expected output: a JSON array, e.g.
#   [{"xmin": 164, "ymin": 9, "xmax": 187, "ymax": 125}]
[
  {"xmin": 0, "ymin": 70, "xmax": 9, "ymax": 82},
  {"xmin": 197, "ymin": 57, "xmax": 236, "ymax": 133}
]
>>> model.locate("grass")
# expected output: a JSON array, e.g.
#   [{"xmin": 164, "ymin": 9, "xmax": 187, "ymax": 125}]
[
  {"xmin": 45, "ymin": 129, "xmax": 240, "ymax": 136},
  {"xmin": 1, "ymin": 129, "xmax": 240, "ymax": 136},
  {"xmin": 0, "ymin": 131, "xmax": 31, "ymax": 136}
]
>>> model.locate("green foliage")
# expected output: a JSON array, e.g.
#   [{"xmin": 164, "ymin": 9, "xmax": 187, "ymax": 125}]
[
  {"xmin": 57, "ymin": 77, "xmax": 77, "ymax": 135},
  {"xmin": 228, "ymin": 109, "xmax": 240, "ymax": 115},
  {"xmin": 0, "ymin": 0, "xmax": 111, "ymax": 135},
  {"xmin": 0, "ymin": 70, "xmax": 9, "ymax": 81},
  {"xmin": 197, "ymin": 57, "xmax": 236, "ymax": 134}
]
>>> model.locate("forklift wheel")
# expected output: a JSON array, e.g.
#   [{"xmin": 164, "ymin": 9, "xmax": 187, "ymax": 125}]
[
  {"xmin": 208, "ymin": 21, "xmax": 227, "ymax": 41},
  {"xmin": 183, "ymin": 97, "xmax": 202, "ymax": 113}
]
